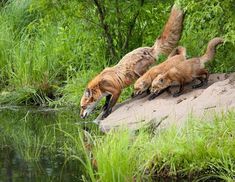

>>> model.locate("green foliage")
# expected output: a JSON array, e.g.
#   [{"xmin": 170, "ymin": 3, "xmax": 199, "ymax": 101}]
[
  {"xmin": 0, "ymin": 0, "xmax": 234, "ymax": 106},
  {"xmin": 177, "ymin": 0, "xmax": 235, "ymax": 73},
  {"xmin": 97, "ymin": 111, "xmax": 235, "ymax": 181},
  {"xmin": 91, "ymin": 130, "xmax": 151, "ymax": 182},
  {"xmin": 0, "ymin": 0, "xmax": 106, "ymax": 105},
  {"xmin": 146, "ymin": 111, "xmax": 235, "ymax": 179},
  {"xmin": 65, "ymin": 111, "xmax": 235, "ymax": 181}
]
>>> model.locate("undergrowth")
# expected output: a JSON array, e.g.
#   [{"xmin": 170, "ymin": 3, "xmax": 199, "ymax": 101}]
[{"xmin": 0, "ymin": 0, "xmax": 234, "ymax": 107}]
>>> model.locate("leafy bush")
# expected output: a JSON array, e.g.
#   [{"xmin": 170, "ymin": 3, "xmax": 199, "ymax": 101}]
[{"xmin": 0, "ymin": 0, "xmax": 234, "ymax": 105}]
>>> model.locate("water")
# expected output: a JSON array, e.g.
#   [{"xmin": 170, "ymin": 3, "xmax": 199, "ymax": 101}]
[
  {"xmin": 0, "ymin": 147, "xmax": 80, "ymax": 182},
  {"xmin": 0, "ymin": 106, "xmax": 98, "ymax": 182}
]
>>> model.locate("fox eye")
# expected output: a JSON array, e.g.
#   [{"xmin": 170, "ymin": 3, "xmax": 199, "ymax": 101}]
[
  {"xmin": 160, "ymin": 78, "xmax": 164, "ymax": 83},
  {"xmin": 81, "ymin": 106, "xmax": 86, "ymax": 109}
]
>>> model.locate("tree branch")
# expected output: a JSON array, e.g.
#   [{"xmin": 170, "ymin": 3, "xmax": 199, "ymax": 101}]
[
  {"xmin": 122, "ymin": 0, "xmax": 145, "ymax": 51},
  {"xmin": 115, "ymin": 0, "xmax": 123, "ymax": 50},
  {"xmin": 93, "ymin": 0, "xmax": 116, "ymax": 59}
]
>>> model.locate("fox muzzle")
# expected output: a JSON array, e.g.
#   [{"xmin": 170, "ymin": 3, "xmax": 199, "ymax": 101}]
[
  {"xmin": 80, "ymin": 102, "xmax": 97, "ymax": 119},
  {"xmin": 80, "ymin": 106, "xmax": 91, "ymax": 119},
  {"xmin": 80, "ymin": 114, "xmax": 87, "ymax": 119},
  {"xmin": 80, "ymin": 109, "xmax": 88, "ymax": 119}
]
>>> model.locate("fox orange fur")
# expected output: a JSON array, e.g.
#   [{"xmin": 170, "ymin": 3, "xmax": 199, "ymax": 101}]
[
  {"xmin": 80, "ymin": 5, "xmax": 184, "ymax": 119},
  {"xmin": 133, "ymin": 46, "xmax": 186, "ymax": 96},
  {"xmin": 149, "ymin": 37, "xmax": 224, "ymax": 99}
]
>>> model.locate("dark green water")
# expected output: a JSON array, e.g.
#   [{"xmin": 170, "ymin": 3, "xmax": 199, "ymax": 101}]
[{"xmin": 0, "ymin": 106, "xmax": 97, "ymax": 182}]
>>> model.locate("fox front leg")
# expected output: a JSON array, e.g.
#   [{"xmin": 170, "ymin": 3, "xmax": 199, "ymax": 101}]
[
  {"xmin": 192, "ymin": 77, "xmax": 204, "ymax": 89},
  {"xmin": 146, "ymin": 88, "xmax": 151, "ymax": 95},
  {"xmin": 98, "ymin": 79, "xmax": 121, "ymax": 119},
  {"xmin": 172, "ymin": 84, "xmax": 184, "ymax": 97},
  {"xmin": 192, "ymin": 69, "xmax": 209, "ymax": 89},
  {"xmin": 131, "ymin": 92, "xmax": 136, "ymax": 98},
  {"xmin": 148, "ymin": 92, "xmax": 159, "ymax": 100},
  {"xmin": 148, "ymin": 87, "xmax": 170, "ymax": 101},
  {"xmin": 102, "ymin": 95, "xmax": 111, "ymax": 111},
  {"xmin": 101, "ymin": 91, "xmax": 121, "ymax": 120},
  {"xmin": 131, "ymin": 89, "xmax": 150, "ymax": 98}
]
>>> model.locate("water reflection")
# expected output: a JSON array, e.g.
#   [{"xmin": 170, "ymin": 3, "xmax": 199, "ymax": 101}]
[{"xmin": 0, "ymin": 107, "xmax": 97, "ymax": 182}]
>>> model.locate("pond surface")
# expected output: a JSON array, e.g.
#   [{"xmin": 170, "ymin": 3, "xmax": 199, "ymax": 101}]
[{"xmin": 0, "ymin": 106, "xmax": 97, "ymax": 182}]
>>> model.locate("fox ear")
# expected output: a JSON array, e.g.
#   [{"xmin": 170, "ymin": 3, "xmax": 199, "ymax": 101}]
[{"xmin": 85, "ymin": 89, "xmax": 91, "ymax": 98}]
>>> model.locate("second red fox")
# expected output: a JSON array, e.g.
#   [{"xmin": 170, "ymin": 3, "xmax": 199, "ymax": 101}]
[
  {"xmin": 133, "ymin": 46, "xmax": 187, "ymax": 97},
  {"xmin": 149, "ymin": 37, "xmax": 224, "ymax": 99}
]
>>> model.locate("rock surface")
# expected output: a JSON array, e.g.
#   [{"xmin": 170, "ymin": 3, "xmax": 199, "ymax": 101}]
[{"xmin": 99, "ymin": 73, "xmax": 235, "ymax": 132}]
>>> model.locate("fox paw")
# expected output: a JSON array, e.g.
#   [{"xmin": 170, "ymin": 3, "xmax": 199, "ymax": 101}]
[
  {"xmin": 148, "ymin": 93, "xmax": 157, "ymax": 100},
  {"xmin": 192, "ymin": 84, "xmax": 203, "ymax": 89},
  {"xmin": 192, "ymin": 85, "xmax": 198, "ymax": 89},
  {"xmin": 131, "ymin": 92, "xmax": 136, "ymax": 98},
  {"xmin": 173, "ymin": 92, "xmax": 182, "ymax": 97},
  {"xmin": 101, "ymin": 109, "xmax": 112, "ymax": 119}
]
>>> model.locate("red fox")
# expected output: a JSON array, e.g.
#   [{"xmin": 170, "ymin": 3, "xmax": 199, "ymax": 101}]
[
  {"xmin": 80, "ymin": 5, "xmax": 184, "ymax": 119},
  {"xmin": 149, "ymin": 37, "xmax": 224, "ymax": 99},
  {"xmin": 133, "ymin": 46, "xmax": 186, "ymax": 97}
]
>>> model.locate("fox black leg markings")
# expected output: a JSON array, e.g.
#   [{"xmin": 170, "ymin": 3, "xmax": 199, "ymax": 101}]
[
  {"xmin": 101, "ymin": 92, "xmax": 120, "ymax": 119},
  {"xmin": 192, "ymin": 77, "xmax": 205, "ymax": 89},
  {"xmin": 102, "ymin": 94, "xmax": 111, "ymax": 111},
  {"xmin": 173, "ymin": 84, "xmax": 183, "ymax": 97},
  {"xmin": 148, "ymin": 87, "xmax": 170, "ymax": 100}
]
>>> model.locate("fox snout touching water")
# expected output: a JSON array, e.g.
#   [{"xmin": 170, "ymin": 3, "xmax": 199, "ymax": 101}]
[
  {"xmin": 133, "ymin": 46, "xmax": 186, "ymax": 97},
  {"xmin": 80, "ymin": 77, "xmax": 105, "ymax": 119},
  {"xmin": 149, "ymin": 37, "xmax": 224, "ymax": 100},
  {"xmin": 80, "ymin": 5, "xmax": 184, "ymax": 119}
]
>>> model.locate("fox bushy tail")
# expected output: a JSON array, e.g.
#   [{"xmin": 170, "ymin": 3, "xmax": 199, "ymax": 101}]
[
  {"xmin": 152, "ymin": 4, "xmax": 184, "ymax": 58},
  {"xmin": 200, "ymin": 37, "xmax": 224, "ymax": 64}
]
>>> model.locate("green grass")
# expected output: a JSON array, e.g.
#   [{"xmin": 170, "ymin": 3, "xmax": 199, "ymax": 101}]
[
  {"xmin": 0, "ymin": 0, "xmax": 107, "ymax": 106},
  {"xmin": 74, "ymin": 111, "xmax": 235, "ymax": 181},
  {"xmin": 0, "ymin": 107, "xmax": 235, "ymax": 181},
  {"xmin": 146, "ymin": 112, "xmax": 235, "ymax": 180}
]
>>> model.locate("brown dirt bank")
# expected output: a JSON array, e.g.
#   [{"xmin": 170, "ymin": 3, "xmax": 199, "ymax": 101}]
[{"xmin": 98, "ymin": 73, "xmax": 235, "ymax": 132}]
